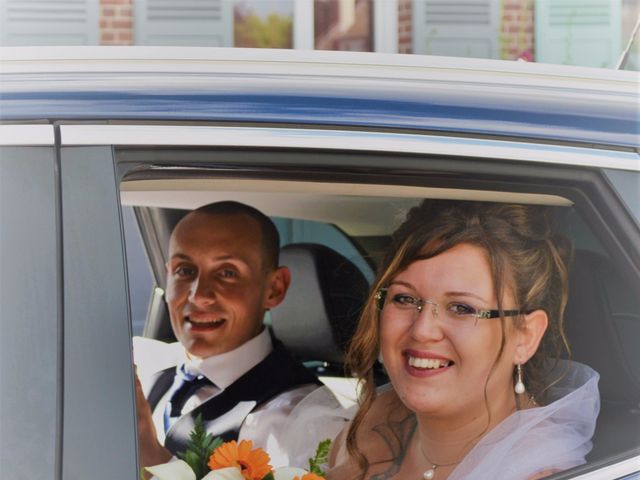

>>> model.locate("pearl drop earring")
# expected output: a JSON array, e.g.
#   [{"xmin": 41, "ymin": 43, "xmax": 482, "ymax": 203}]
[{"xmin": 515, "ymin": 364, "xmax": 525, "ymax": 394}]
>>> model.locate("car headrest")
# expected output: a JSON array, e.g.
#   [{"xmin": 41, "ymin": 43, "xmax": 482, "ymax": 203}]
[
  {"xmin": 564, "ymin": 249, "xmax": 640, "ymax": 403},
  {"xmin": 270, "ymin": 243, "xmax": 370, "ymax": 365}
]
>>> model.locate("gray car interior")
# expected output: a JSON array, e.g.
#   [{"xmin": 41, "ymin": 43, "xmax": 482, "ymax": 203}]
[
  {"xmin": 563, "ymin": 249, "xmax": 640, "ymax": 463},
  {"xmin": 270, "ymin": 242, "xmax": 369, "ymax": 367}
]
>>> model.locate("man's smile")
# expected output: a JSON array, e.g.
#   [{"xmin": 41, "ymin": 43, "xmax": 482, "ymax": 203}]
[{"xmin": 184, "ymin": 314, "xmax": 226, "ymax": 331}]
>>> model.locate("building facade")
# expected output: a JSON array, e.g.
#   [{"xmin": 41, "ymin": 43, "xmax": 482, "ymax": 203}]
[{"xmin": 0, "ymin": 0, "xmax": 636, "ymax": 69}]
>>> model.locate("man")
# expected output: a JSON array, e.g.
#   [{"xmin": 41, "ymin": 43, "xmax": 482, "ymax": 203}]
[{"xmin": 134, "ymin": 201, "xmax": 320, "ymax": 471}]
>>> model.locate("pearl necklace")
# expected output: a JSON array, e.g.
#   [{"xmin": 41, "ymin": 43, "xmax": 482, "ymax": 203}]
[
  {"xmin": 420, "ymin": 458, "xmax": 459, "ymax": 480},
  {"xmin": 419, "ymin": 443, "xmax": 461, "ymax": 480}
]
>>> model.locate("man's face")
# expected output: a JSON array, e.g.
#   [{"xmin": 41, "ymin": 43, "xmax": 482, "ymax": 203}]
[{"xmin": 165, "ymin": 211, "xmax": 276, "ymax": 358}]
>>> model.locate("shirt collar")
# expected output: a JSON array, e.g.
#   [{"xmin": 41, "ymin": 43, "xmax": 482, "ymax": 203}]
[{"xmin": 184, "ymin": 328, "xmax": 273, "ymax": 390}]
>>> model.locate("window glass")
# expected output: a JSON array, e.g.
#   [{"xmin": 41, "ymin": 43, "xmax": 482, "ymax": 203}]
[
  {"xmin": 234, "ymin": 0, "xmax": 294, "ymax": 48},
  {"xmin": 122, "ymin": 206, "xmax": 154, "ymax": 336},
  {"xmin": 314, "ymin": 0, "xmax": 373, "ymax": 51},
  {"xmin": 604, "ymin": 169, "xmax": 640, "ymax": 222}
]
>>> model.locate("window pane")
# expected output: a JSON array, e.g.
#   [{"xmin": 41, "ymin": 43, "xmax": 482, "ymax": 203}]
[
  {"xmin": 234, "ymin": 0, "xmax": 294, "ymax": 48},
  {"xmin": 314, "ymin": 0, "xmax": 373, "ymax": 51},
  {"xmin": 122, "ymin": 206, "xmax": 154, "ymax": 336}
]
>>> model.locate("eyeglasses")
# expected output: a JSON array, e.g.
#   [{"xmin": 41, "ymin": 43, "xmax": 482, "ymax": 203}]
[{"xmin": 374, "ymin": 287, "xmax": 522, "ymax": 325}]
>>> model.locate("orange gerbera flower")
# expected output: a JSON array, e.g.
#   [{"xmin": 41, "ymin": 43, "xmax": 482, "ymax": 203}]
[
  {"xmin": 294, "ymin": 474, "xmax": 325, "ymax": 480},
  {"xmin": 208, "ymin": 440, "xmax": 272, "ymax": 480}
]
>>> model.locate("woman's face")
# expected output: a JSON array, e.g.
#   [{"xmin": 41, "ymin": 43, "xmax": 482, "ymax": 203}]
[{"xmin": 379, "ymin": 243, "xmax": 519, "ymax": 419}]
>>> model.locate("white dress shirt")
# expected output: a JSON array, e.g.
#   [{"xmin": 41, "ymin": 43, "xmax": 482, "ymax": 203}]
[{"xmin": 133, "ymin": 329, "xmax": 317, "ymax": 467}]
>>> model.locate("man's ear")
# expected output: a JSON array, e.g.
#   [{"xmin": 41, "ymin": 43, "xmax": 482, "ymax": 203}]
[
  {"xmin": 514, "ymin": 309, "xmax": 548, "ymax": 364},
  {"xmin": 264, "ymin": 266, "xmax": 291, "ymax": 309}
]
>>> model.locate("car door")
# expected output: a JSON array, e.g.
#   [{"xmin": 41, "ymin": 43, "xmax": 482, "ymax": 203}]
[
  {"xmin": 1, "ymin": 128, "xmax": 138, "ymax": 480},
  {"xmin": 1, "ymin": 127, "xmax": 59, "ymax": 480}
]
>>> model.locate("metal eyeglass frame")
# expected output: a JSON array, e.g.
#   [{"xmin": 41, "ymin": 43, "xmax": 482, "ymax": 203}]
[{"xmin": 374, "ymin": 288, "xmax": 522, "ymax": 320}]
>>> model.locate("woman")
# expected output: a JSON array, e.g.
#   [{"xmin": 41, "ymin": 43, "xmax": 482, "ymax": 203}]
[{"xmin": 326, "ymin": 200, "xmax": 599, "ymax": 480}]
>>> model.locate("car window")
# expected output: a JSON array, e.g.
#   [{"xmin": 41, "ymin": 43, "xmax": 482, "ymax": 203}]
[
  {"xmin": 123, "ymin": 206, "xmax": 154, "ymax": 336},
  {"xmin": 115, "ymin": 141, "xmax": 639, "ymax": 479}
]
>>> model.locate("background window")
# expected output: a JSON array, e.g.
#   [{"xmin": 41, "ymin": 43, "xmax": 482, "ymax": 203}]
[
  {"xmin": 234, "ymin": 0, "xmax": 293, "ymax": 48},
  {"xmin": 314, "ymin": 0, "xmax": 373, "ymax": 51}
]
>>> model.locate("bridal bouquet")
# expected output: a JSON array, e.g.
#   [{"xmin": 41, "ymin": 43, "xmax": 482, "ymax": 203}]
[{"xmin": 145, "ymin": 415, "xmax": 329, "ymax": 480}]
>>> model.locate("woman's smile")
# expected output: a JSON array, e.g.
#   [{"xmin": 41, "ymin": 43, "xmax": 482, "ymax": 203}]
[{"xmin": 404, "ymin": 350, "xmax": 454, "ymax": 377}]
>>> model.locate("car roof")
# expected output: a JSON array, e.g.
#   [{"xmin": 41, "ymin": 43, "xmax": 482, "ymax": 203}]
[{"xmin": 1, "ymin": 46, "xmax": 638, "ymax": 150}]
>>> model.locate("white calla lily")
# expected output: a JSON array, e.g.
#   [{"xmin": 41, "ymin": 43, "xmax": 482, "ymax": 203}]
[
  {"xmin": 201, "ymin": 467, "xmax": 246, "ymax": 480},
  {"xmin": 145, "ymin": 459, "xmax": 196, "ymax": 480},
  {"xmin": 273, "ymin": 466, "xmax": 310, "ymax": 480}
]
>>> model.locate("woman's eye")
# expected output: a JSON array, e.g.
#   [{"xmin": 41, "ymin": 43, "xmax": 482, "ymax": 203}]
[
  {"xmin": 447, "ymin": 303, "xmax": 477, "ymax": 316},
  {"xmin": 392, "ymin": 294, "xmax": 418, "ymax": 306}
]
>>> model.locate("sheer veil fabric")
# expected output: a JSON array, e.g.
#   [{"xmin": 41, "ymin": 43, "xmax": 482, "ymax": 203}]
[
  {"xmin": 282, "ymin": 361, "xmax": 599, "ymax": 479},
  {"xmin": 450, "ymin": 361, "xmax": 599, "ymax": 479}
]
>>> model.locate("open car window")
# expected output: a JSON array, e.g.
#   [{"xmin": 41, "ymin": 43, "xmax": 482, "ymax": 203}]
[{"xmin": 117, "ymin": 139, "xmax": 639, "ymax": 479}]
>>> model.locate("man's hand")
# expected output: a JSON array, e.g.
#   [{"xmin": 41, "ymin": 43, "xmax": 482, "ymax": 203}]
[{"xmin": 135, "ymin": 369, "xmax": 172, "ymax": 479}]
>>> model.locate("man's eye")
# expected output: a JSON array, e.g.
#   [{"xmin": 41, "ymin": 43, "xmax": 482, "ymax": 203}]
[
  {"xmin": 447, "ymin": 303, "xmax": 477, "ymax": 316},
  {"xmin": 392, "ymin": 294, "xmax": 418, "ymax": 307},
  {"xmin": 174, "ymin": 266, "xmax": 196, "ymax": 277},
  {"xmin": 219, "ymin": 269, "xmax": 239, "ymax": 279}
]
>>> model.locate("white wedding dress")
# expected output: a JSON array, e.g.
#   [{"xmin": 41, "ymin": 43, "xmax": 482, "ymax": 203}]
[{"xmin": 281, "ymin": 360, "xmax": 600, "ymax": 479}]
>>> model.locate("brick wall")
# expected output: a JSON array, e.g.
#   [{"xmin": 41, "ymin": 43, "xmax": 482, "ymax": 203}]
[
  {"xmin": 100, "ymin": 0, "xmax": 134, "ymax": 45},
  {"xmin": 398, "ymin": 0, "xmax": 412, "ymax": 54},
  {"xmin": 501, "ymin": 0, "xmax": 534, "ymax": 61}
]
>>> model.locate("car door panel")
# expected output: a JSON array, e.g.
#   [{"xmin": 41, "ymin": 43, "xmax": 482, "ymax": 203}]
[
  {"xmin": 60, "ymin": 146, "xmax": 137, "ymax": 479},
  {"xmin": 0, "ymin": 146, "xmax": 59, "ymax": 480}
]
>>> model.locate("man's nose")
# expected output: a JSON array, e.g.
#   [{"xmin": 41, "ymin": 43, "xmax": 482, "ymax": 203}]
[{"xmin": 188, "ymin": 276, "xmax": 216, "ymax": 304}]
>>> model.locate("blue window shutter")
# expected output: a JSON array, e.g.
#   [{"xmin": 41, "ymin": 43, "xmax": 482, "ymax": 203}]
[
  {"xmin": 0, "ymin": 0, "xmax": 98, "ymax": 46},
  {"xmin": 412, "ymin": 0, "xmax": 501, "ymax": 58},
  {"xmin": 134, "ymin": 0, "xmax": 233, "ymax": 46},
  {"xmin": 535, "ymin": 0, "xmax": 622, "ymax": 68}
]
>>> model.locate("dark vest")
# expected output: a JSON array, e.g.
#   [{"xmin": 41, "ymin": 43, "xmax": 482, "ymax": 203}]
[{"xmin": 146, "ymin": 339, "xmax": 320, "ymax": 454}]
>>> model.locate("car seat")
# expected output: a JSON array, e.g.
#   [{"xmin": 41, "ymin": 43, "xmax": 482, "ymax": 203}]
[
  {"xmin": 270, "ymin": 243, "xmax": 371, "ymax": 376},
  {"xmin": 563, "ymin": 249, "xmax": 640, "ymax": 462}
]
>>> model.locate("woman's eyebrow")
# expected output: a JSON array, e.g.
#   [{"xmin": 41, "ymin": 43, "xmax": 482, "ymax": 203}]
[
  {"xmin": 444, "ymin": 291, "xmax": 490, "ymax": 303},
  {"xmin": 388, "ymin": 283, "xmax": 491, "ymax": 303},
  {"xmin": 388, "ymin": 280, "xmax": 415, "ymax": 289}
]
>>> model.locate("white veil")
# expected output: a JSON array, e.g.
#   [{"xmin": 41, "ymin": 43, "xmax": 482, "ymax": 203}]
[{"xmin": 450, "ymin": 360, "xmax": 600, "ymax": 479}]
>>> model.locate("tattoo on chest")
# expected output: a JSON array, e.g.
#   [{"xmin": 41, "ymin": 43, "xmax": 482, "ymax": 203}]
[{"xmin": 369, "ymin": 413, "xmax": 417, "ymax": 480}]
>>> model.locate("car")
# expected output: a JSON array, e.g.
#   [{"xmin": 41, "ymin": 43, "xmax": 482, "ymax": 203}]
[{"xmin": 1, "ymin": 46, "xmax": 638, "ymax": 480}]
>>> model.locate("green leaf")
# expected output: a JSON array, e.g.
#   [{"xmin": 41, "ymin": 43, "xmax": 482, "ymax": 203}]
[
  {"xmin": 261, "ymin": 473, "xmax": 275, "ymax": 480},
  {"xmin": 176, "ymin": 414, "xmax": 223, "ymax": 480},
  {"xmin": 308, "ymin": 438, "xmax": 332, "ymax": 476}
]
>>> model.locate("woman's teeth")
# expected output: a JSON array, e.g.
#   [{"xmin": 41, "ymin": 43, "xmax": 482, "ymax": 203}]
[{"xmin": 408, "ymin": 356, "xmax": 451, "ymax": 369}]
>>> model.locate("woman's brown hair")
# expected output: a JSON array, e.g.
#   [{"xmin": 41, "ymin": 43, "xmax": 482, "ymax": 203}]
[{"xmin": 345, "ymin": 200, "xmax": 573, "ymax": 476}]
